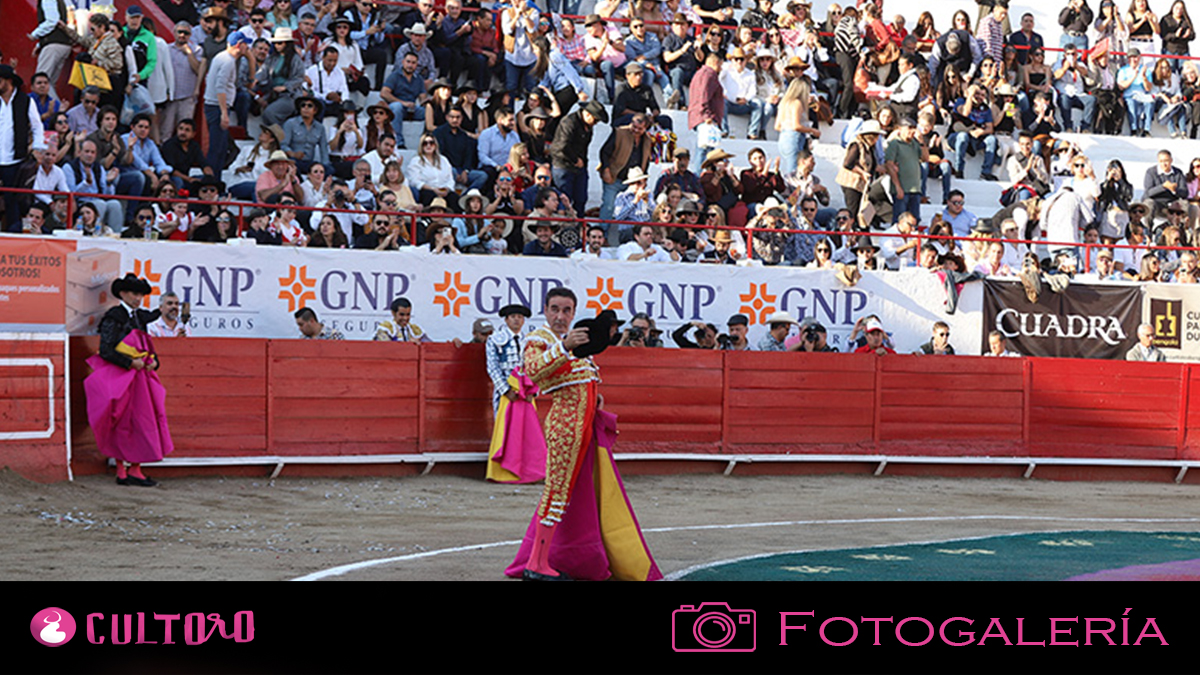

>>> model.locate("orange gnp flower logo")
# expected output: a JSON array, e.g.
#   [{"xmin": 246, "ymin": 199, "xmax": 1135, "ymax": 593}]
[
  {"xmin": 131, "ymin": 259, "xmax": 162, "ymax": 308},
  {"xmin": 278, "ymin": 265, "xmax": 317, "ymax": 311},
  {"xmin": 585, "ymin": 277, "xmax": 624, "ymax": 314},
  {"xmin": 433, "ymin": 271, "xmax": 471, "ymax": 317},
  {"xmin": 738, "ymin": 283, "xmax": 777, "ymax": 325}
]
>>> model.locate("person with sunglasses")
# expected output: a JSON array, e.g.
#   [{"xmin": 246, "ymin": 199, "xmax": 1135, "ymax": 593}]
[{"xmin": 281, "ymin": 95, "xmax": 332, "ymax": 175}]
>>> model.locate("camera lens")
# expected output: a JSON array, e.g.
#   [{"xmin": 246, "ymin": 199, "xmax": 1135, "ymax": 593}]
[{"xmin": 692, "ymin": 612, "xmax": 737, "ymax": 649}]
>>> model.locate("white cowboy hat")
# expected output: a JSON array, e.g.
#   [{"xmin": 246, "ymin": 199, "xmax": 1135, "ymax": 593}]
[
  {"xmin": 624, "ymin": 167, "xmax": 650, "ymax": 184},
  {"xmin": 458, "ymin": 188, "xmax": 491, "ymax": 212},
  {"xmin": 763, "ymin": 310, "xmax": 799, "ymax": 325},
  {"xmin": 269, "ymin": 27, "xmax": 295, "ymax": 42},
  {"xmin": 857, "ymin": 120, "xmax": 883, "ymax": 137}
]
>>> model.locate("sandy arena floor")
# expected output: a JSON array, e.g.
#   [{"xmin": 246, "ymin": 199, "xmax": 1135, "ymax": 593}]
[{"xmin": 4, "ymin": 469, "xmax": 1200, "ymax": 581}]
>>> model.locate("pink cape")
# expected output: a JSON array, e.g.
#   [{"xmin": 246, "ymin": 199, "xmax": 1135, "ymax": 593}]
[
  {"xmin": 486, "ymin": 372, "xmax": 547, "ymax": 484},
  {"xmin": 505, "ymin": 409, "xmax": 662, "ymax": 581},
  {"xmin": 84, "ymin": 330, "xmax": 174, "ymax": 464}
]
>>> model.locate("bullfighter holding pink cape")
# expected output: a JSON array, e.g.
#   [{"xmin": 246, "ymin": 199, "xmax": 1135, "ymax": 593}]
[
  {"xmin": 84, "ymin": 274, "xmax": 174, "ymax": 487},
  {"xmin": 506, "ymin": 287, "xmax": 661, "ymax": 582}
]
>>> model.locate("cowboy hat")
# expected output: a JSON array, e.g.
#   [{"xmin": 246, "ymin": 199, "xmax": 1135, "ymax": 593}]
[
  {"xmin": 427, "ymin": 78, "xmax": 453, "ymax": 96},
  {"xmin": 111, "ymin": 273, "xmax": 152, "ymax": 297},
  {"xmin": 489, "ymin": 214, "xmax": 516, "ymax": 239},
  {"xmin": 265, "ymin": 150, "xmax": 293, "ymax": 166},
  {"xmin": 853, "ymin": 236, "xmax": 880, "ymax": 252},
  {"xmin": 200, "ymin": 6, "xmax": 229, "ymax": 21},
  {"xmin": 581, "ymin": 100, "xmax": 609, "ymax": 124},
  {"xmin": 458, "ymin": 188, "xmax": 491, "ymax": 212},
  {"xmin": 712, "ymin": 229, "xmax": 734, "ymax": 243},
  {"xmin": 0, "ymin": 65, "xmax": 23, "ymax": 89},
  {"xmin": 195, "ymin": 175, "xmax": 226, "ymax": 192},
  {"xmin": 760, "ymin": 196, "xmax": 786, "ymax": 216},
  {"xmin": 572, "ymin": 311, "xmax": 617, "ymax": 358},
  {"xmin": 264, "ymin": 123, "xmax": 285, "ymax": 145},
  {"xmin": 624, "ymin": 167, "xmax": 650, "ymax": 184},
  {"xmin": 293, "ymin": 94, "xmax": 320, "ymax": 115},
  {"xmin": 856, "ymin": 120, "xmax": 883, "ymax": 136},
  {"xmin": 269, "ymin": 27, "xmax": 295, "ymax": 42},
  {"xmin": 403, "ymin": 23, "xmax": 431, "ymax": 38},
  {"xmin": 702, "ymin": 149, "xmax": 735, "ymax": 169},
  {"xmin": 762, "ymin": 310, "xmax": 799, "ymax": 325},
  {"xmin": 675, "ymin": 199, "xmax": 702, "ymax": 215},
  {"xmin": 995, "ymin": 82, "xmax": 1018, "ymax": 97},
  {"xmin": 428, "ymin": 197, "xmax": 450, "ymax": 212},
  {"xmin": 367, "ymin": 102, "xmax": 395, "ymax": 122},
  {"xmin": 524, "ymin": 107, "xmax": 550, "ymax": 120},
  {"xmin": 583, "ymin": 13, "xmax": 606, "ymax": 26}
]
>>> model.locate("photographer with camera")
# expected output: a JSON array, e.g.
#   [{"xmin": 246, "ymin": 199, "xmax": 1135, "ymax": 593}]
[
  {"xmin": 617, "ymin": 312, "xmax": 663, "ymax": 348},
  {"xmin": 146, "ymin": 293, "xmax": 192, "ymax": 338},
  {"xmin": 314, "ymin": 179, "xmax": 369, "ymax": 243},
  {"xmin": 716, "ymin": 314, "xmax": 752, "ymax": 351},
  {"xmin": 796, "ymin": 319, "xmax": 836, "ymax": 353},
  {"xmin": 671, "ymin": 320, "xmax": 719, "ymax": 349}
]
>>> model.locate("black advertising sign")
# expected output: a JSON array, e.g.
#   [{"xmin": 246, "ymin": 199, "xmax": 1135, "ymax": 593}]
[{"xmin": 982, "ymin": 280, "xmax": 1142, "ymax": 359}]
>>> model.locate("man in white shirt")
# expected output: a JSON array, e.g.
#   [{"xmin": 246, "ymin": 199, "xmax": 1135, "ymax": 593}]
[
  {"xmin": 146, "ymin": 293, "xmax": 193, "ymax": 338},
  {"xmin": 719, "ymin": 47, "xmax": 763, "ymax": 139},
  {"xmin": 0, "ymin": 65, "xmax": 47, "ymax": 232},
  {"xmin": 880, "ymin": 211, "xmax": 921, "ymax": 270},
  {"xmin": 33, "ymin": 140, "xmax": 68, "ymax": 202},
  {"xmin": 306, "ymin": 47, "xmax": 350, "ymax": 119},
  {"xmin": 360, "ymin": 134, "xmax": 397, "ymax": 184},
  {"xmin": 616, "ymin": 223, "xmax": 672, "ymax": 262},
  {"xmin": 571, "ymin": 226, "xmax": 612, "ymax": 261},
  {"xmin": 1041, "ymin": 185, "xmax": 1094, "ymax": 258}
]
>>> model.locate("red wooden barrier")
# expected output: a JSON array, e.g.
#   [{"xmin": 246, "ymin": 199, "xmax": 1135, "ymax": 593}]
[
  {"xmin": 0, "ymin": 335, "xmax": 68, "ymax": 483},
  {"xmin": 44, "ymin": 337, "xmax": 1200, "ymax": 483}
]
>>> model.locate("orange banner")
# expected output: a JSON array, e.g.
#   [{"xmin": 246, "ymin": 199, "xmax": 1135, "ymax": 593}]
[{"xmin": 0, "ymin": 238, "xmax": 77, "ymax": 327}]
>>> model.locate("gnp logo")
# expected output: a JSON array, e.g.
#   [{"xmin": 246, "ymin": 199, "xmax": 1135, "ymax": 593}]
[
  {"xmin": 587, "ymin": 277, "xmax": 718, "ymax": 321},
  {"xmin": 280, "ymin": 265, "xmax": 411, "ymax": 313},
  {"xmin": 1151, "ymin": 298, "xmax": 1183, "ymax": 349},
  {"xmin": 738, "ymin": 283, "xmax": 777, "ymax": 325},
  {"xmin": 278, "ymin": 265, "xmax": 317, "ymax": 311},
  {"xmin": 130, "ymin": 259, "xmax": 162, "ymax": 308},
  {"xmin": 586, "ymin": 277, "xmax": 624, "ymax": 313},
  {"xmin": 740, "ymin": 282, "xmax": 870, "ymax": 327},
  {"xmin": 31, "ymin": 607, "xmax": 76, "ymax": 647},
  {"xmin": 434, "ymin": 271, "xmax": 471, "ymax": 317}
]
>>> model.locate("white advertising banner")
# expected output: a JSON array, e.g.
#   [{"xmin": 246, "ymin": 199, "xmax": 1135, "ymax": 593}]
[
  {"xmin": 72, "ymin": 240, "xmax": 984, "ymax": 353},
  {"xmin": 1141, "ymin": 282, "xmax": 1200, "ymax": 363}
]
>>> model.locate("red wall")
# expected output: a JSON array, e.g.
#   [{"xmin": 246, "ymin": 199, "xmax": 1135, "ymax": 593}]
[
  {"xmin": 0, "ymin": 337, "xmax": 68, "ymax": 483},
  {"xmin": 54, "ymin": 338, "xmax": 1200, "ymax": 482}
]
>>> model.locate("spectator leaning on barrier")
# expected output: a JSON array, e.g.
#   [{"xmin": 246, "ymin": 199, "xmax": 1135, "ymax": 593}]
[
  {"xmin": 295, "ymin": 307, "xmax": 344, "ymax": 340},
  {"xmin": 756, "ymin": 310, "xmax": 803, "ymax": 352}
]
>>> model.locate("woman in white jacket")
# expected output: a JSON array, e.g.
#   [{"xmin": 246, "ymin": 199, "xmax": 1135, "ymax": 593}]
[{"xmin": 408, "ymin": 133, "xmax": 456, "ymax": 207}]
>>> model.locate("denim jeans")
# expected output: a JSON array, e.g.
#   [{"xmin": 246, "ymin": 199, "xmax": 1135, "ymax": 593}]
[
  {"xmin": 1125, "ymin": 94, "xmax": 1154, "ymax": 133},
  {"xmin": 1057, "ymin": 91, "xmax": 1096, "ymax": 132},
  {"xmin": 893, "ymin": 192, "xmax": 922, "ymax": 223},
  {"xmin": 204, "ymin": 104, "xmax": 229, "ymax": 177},
  {"xmin": 778, "ymin": 129, "xmax": 808, "ymax": 176},
  {"xmin": 921, "ymin": 160, "xmax": 952, "ymax": 201},
  {"xmin": 552, "ymin": 166, "xmax": 588, "ymax": 225},
  {"xmin": 950, "ymin": 131, "xmax": 998, "ymax": 176},
  {"xmin": 668, "ymin": 67, "xmax": 692, "ymax": 106},
  {"xmin": 388, "ymin": 101, "xmax": 421, "ymax": 146},
  {"xmin": 505, "ymin": 61, "xmax": 536, "ymax": 98},
  {"xmin": 599, "ymin": 179, "xmax": 622, "ymax": 221},
  {"xmin": 582, "ymin": 60, "xmax": 616, "ymax": 103},
  {"xmin": 723, "ymin": 99, "xmax": 764, "ymax": 137}
]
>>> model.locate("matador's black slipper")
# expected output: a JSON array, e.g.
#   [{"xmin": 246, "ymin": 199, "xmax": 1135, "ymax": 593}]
[{"xmin": 522, "ymin": 569, "xmax": 573, "ymax": 581}]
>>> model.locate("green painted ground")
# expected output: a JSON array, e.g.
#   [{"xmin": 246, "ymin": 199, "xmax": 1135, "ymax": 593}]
[{"xmin": 678, "ymin": 531, "xmax": 1200, "ymax": 581}]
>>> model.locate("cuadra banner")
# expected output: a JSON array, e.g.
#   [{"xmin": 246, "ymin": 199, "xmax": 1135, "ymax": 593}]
[
  {"xmin": 39, "ymin": 238, "xmax": 984, "ymax": 353},
  {"xmin": 982, "ymin": 279, "xmax": 1142, "ymax": 359}
]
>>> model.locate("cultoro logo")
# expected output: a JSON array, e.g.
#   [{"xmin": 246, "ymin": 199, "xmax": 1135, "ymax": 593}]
[
  {"xmin": 996, "ymin": 309, "xmax": 1128, "ymax": 345},
  {"xmin": 433, "ymin": 271, "xmax": 471, "ymax": 317},
  {"xmin": 738, "ymin": 283, "xmax": 777, "ymax": 325},
  {"xmin": 130, "ymin": 259, "xmax": 162, "ymax": 308},
  {"xmin": 278, "ymin": 265, "xmax": 317, "ymax": 311},
  {"xmin": 31, "ymin": 607, "xmax": 76, "ymax": 647},
  {"xmin": 585, "ymin": 277, "xmax": 625, "ymax": 314}
]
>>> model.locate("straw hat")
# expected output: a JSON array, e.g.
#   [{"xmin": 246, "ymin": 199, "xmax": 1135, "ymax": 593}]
[
  {"xmin": 269, "ymin": 27, "xmax": 295, "ymax": 42},
  {"xmin": 856, "ymin": 120, "xmax": 883, "ymax": 137},
  {"xmin": 624, "ymin": 167, "xmax": 650, "ymax": 184},
  {"xmin": 458, "ymin": 188, "xmax": 491, "ymax": 212},
  {"xmin": 265, "ymin": 150, "xmax": 293, "ymax": 166},
  {"xmin": 701, "ymin": 149, "xmax": 735, "ymax": 169}
]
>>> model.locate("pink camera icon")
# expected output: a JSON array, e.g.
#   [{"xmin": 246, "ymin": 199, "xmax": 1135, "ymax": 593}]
[{"xmin": 671, "ymin": 602, "xmax": 756, "ymax": 652}]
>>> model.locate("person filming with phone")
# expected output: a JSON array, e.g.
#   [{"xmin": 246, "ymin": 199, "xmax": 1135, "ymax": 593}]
[{"xmin": 146, "ymin": 293, "xmax": 192, "ymax": 338}]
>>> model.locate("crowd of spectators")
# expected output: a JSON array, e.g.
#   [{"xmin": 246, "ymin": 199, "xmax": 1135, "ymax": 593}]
[{"xmin": 4, "ymin": 0, "xmax": 1200, "ymax": 284}]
